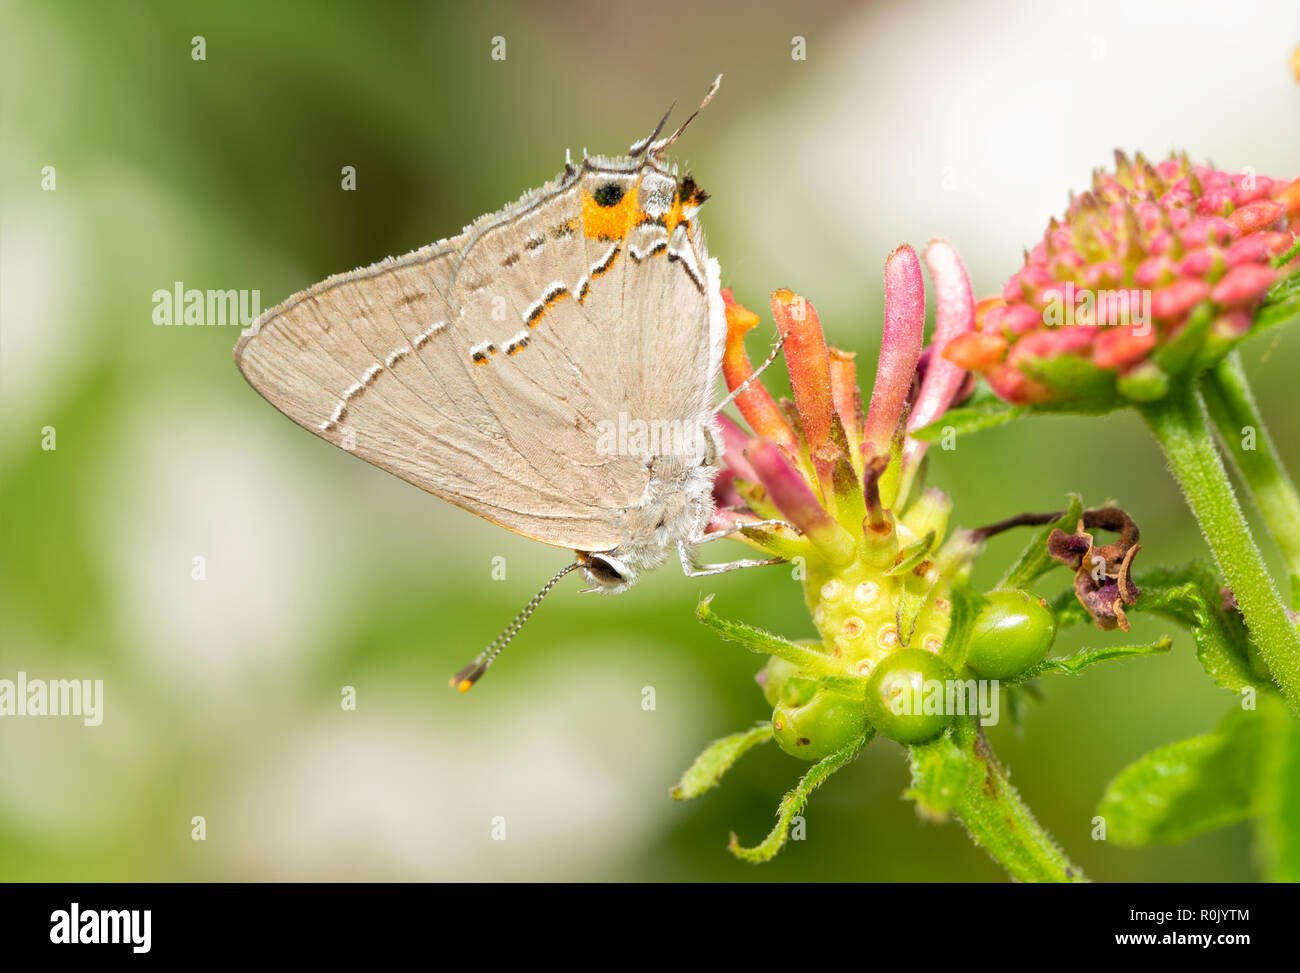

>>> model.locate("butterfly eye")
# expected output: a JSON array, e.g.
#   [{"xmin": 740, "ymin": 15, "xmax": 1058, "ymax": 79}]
[
  {"xmin": 593, "ymin": 182, "xmax": 625, "ymax": 207},
  {"xmin": 583, "ymin": 553, "xmax": 632, "ymax": 588}
]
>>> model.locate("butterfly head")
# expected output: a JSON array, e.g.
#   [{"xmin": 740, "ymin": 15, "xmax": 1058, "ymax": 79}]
[{"xmin": 577, "ymin": 551, "xmax": 638, "ymax": 593}]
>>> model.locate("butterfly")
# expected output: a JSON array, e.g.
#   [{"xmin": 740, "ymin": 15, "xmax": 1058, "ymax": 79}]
[{"xmin": 234, "ymin": 76, "xmax": 783, "ymax": 688}]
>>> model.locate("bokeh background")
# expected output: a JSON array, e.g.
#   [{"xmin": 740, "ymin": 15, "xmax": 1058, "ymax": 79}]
[{"xmin": 3, "ymin": 0, "xmax": 1298, "ymax": 881}]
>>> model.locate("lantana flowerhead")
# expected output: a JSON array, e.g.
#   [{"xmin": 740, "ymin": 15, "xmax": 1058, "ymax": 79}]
[
  {"xmin": 944, "ymin": 153, "xmax": 1300, "ymax": 407},
  {"xmin": 709, "ymin": 241, "xmax": 979, "ymax": 760}
]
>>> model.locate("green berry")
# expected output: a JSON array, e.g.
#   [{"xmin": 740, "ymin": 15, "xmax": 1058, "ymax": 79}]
[
  {"xmin": 864, "ymin": 648, "xmax": 956, "ymax": 744},
  {"xmin": 966, "ymin": 589, "xmax": 1057, "ymax": 679},
  {"xmin": 772, "ymin": 689, "xmax": 866, "ymax": 761}
]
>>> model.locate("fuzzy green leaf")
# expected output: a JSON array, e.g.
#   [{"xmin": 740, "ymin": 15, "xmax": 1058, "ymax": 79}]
[
  {"xmin": 909, "ymin": 386, "xmax": 1025, "ymax": 442},
  {"xmin": 697, "ymin": 595, "xmax": 831, "ymax": 672},
  {"xmin": 671, "ymin": 723, "xmax": 772, "ymax": 801},
  {"xmin": 1096, "ymin": 707, "xmax": 1265, "ymax": 845},
  {"xmin": 815, "ymin": 674, "xmax": 869, "ymax": 699},
  {"xmin": 1018, "ymin": 354, "xmax": 1117, "ymax": 412},
  {"xmin": 728, "ymin": 734, "xmax": 868, "ymax": 863},
  {"xmin": 1126, "ymin": 562, "xmax": 1267, "ymax": 693},
  {"xmin": 1018, "ymin": 636, "xmax": 1172, "ymax": 681},
  {"xmin": 909, "ymin": 718, "xmax": 1087, "ymax": 881},
  {"xmin": 886, "ymin": 529, "xmax": 936, "ymax": 577},
  {"xmin": 1155, "ymin": 302, "xmax": 1215, "ymax": 375},
  {"xmin": 1254, "ymin": 268, "xmax": 1300, "ymax": 337},
  {"xmin": 940, "ymin": 582, "xmax": 988, "ymax": 669},
  {"xmin": 1273, "ymin": 238, "xmax": 1300, "ymax": 270},
  {"xmin": 905, "ymin": 728, "xmax": 973, "ymax": 820}
]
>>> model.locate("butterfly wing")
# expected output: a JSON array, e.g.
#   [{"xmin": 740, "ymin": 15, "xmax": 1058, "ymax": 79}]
[
  {"xmin": 235, "ymin": 155, "xmax": 722, "ymax": 554},
  {"xmin": 235, "ymin": 170, "xmax": 652, "ymax": 552}
]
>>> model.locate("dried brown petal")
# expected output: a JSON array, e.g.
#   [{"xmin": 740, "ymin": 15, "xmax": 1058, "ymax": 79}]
[{"xmin": 1050, "ymin": 507, "xmax": 1143, "ymax": 631}]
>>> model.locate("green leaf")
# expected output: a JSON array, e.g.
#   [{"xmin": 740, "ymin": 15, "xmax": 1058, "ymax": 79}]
[
  {"xmin": 696, "ymin": 595, "xmax": 831, "ymax": 672},
  {"xmin": 896, "ymin": 547, "xmax": 943, "ymax": 647},
  {"xmin": 1018, "ymin": 353, "xmax": 1117, "ymax": 411},
  {"xmin": 1127, "ymin": 562, "xmax": 1267, "ymax": 693},
  {"xmin": 1254, "ymin": 695, "xmax": 1300, "ymax": 882},
  {"xmin": 1096, "ymin": 707, "xmax": 1266, "ymax": 845},
  {"xmin": 886, "ymin": 529, "xmax": 936, "ymax": 577},
  {"xmin": 1019, "ymin": 636, "xmax": 1172, "ymax": 681},
  {"xmin": 909, "ymin": 386, "xmax": 1025, "ymax": 442},
  {"xmin": 1273, "ymin": 237, "xmax": 1300, "ymax": 270},
  {"xmin": 670, "ymin": 723, "xmax": 772, "ymax": 801},
  {"xmin": 905, "ymin": 727, "xmax": 973, "ymax": 820},
  {"xmin": 728, "ymin": 734, "xmax": 868, "ymax": 863},
  {"xmin": 815, "ymin": 674, "xmax": 869, "ymax": 699},
  {"xmin": 1254, "ymin": 268, "xmax": 1300, "ymax": 337},
  {"xmin": 1155, "ymin": 301, "xmax": 1214, "ymax": 375},
  {"xmin": 996, "ymin": 494, "xmax": 1083, "ymax": 590}
]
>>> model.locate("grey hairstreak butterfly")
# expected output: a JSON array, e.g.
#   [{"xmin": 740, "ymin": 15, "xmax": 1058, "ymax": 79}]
[{"xmin": 235, "ymin": 76, "xmax": 783, "ymax": 689}]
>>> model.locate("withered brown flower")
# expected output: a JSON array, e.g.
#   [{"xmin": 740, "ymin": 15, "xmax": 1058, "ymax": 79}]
[{"xmin": 1047, "ymin": 507, "xmax": 1143, "ymax": 631}]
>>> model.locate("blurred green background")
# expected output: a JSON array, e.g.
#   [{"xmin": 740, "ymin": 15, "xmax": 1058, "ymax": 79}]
[{"xmin": 2, "ymin": 0, "xmax": 1298, "ymax": 881}]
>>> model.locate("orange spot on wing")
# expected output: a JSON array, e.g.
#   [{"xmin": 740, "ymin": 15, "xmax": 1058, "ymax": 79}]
[{"xmin": 582, "ymin": 183, "xmax": 643, "ymax": 240}]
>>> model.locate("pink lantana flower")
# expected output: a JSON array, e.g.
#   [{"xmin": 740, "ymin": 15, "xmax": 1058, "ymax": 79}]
[
  {"xmin": 944, "ymin": 153, "xmax": 1300, "ymax": 406},
  {"xmin": 708, "ymin": 241, "xmax": 979, "ymax": 685}
]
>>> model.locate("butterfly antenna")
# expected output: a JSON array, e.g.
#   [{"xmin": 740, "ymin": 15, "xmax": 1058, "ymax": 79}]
[
  {"xmin": 450, "ymin": 561, "xmax": 579, "ymax": 692},
  {"xmin": 649, "ymin": 74, "xmax": 722, "ymax": 158},
  {"xmin": 630, "ymin": 103, "xmax": 676, "ymax": 157}
]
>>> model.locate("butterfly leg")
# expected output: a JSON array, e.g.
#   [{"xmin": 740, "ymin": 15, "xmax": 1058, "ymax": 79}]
[
  {"xmin": 697, "ymin": 518, "xmax": 795, "ymax": 543},
  {"xmin": 715, "ymin": 334, "xmax": 785, "ymax": 414},
  {"xmin": 678, "ymin": 541, "xmax": 785, "ymax": 578}
]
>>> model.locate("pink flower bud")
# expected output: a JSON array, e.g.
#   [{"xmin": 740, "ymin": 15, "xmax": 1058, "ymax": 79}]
[
  {"xmin": 1210, "ymin": 264, "xmax": 1277, "ymax": 307},
  {"xmin": 1151, "ymin": 279, "xmax": 1210, "ymax": 320},
  {"xmin": 863, "ymin": 245, "xmax": 925, "ymax": 456},
  {"xmin": 1228, "ymin": 199, "xmax": 1284, "ymax": 234}
]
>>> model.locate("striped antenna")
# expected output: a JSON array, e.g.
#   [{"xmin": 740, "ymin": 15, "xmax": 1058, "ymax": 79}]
[
  {"xmin": 450, "ymin": 562, "xmax": 579, "ymax": 692},
  {"xmin": 649, "ymin": 74, "xmax": 722, "ymax": 158},
  {"xmin": 629, "ymin": 103, "xmax": 676, "ymax": 157}
]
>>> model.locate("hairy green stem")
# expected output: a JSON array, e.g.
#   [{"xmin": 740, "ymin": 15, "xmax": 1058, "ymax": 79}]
[
  {"xmin": 1202, "ymin": 352, "xmax": 1300, "ymax": 607},
  {"xmin": 1139, "ymin": 378, "xmax": 1300, "ymax": 714},
  {"xmin": 910, "ymin": 719, "xmax": 1087, "ymax": 882}
]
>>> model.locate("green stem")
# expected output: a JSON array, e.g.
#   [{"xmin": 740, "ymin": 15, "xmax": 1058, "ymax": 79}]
[
  {"xmin": 1139, "ymin": 378, "xmax": 1300, "ymax": 714},
  {"xmin": 909, "ymin": 719, "xmax": 1087, "ymax": 882},
  {"xmin": 1202, "ymin": 352, "xmax": 1300, "ymax": 607}
]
